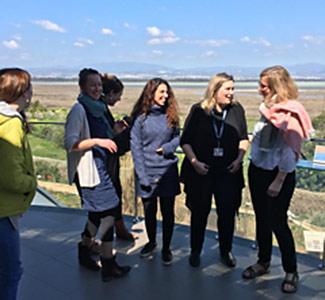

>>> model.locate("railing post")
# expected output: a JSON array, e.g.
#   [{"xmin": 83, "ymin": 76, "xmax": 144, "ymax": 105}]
[
  {"xmin": 318, "ymin": 238, "xmax": 325, "ymax": 270},
  {"xmin": 133, "ymin": 171, "xmax": 140, "ymax": 223}
]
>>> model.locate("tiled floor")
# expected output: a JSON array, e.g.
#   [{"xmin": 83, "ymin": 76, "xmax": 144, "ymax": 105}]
[{"xmin": 18, "ymin": 206, "xmax": 325, "ymax": 300}]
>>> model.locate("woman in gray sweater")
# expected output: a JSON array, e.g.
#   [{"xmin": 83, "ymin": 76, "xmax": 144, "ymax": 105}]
[{"xmin": 130, "ymin": 78, "xmax": 180, "ymax": 265}]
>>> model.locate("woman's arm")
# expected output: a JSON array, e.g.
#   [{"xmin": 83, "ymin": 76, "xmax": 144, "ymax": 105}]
[
  {"xmin": 0, "ymin": 119, "xmax": 37, "ymax": 194},
  {"xmin": 157, "ymin": 127, "xmax": 180, "ymax": 156},
  {"xmin": 227, "ymin": 139, "xmax": 249, "ymax": 173},
  {"xmin": 130, "ymin": 116, "xmax": 150, "ymax": 186},
  {"xmin": 71, "ymin": 138, "xmax": 117, "ymax": 153},
  {"xmin": 267, "ymin": 171, "xmax": 288, "ymax": 197},
  {"xmin": 182, "ymin": 144, "xmax": 209, "ymax": 175},
  {"xmin": 64, "ymin": 103, "xmax": 117, "ymax": 153}
]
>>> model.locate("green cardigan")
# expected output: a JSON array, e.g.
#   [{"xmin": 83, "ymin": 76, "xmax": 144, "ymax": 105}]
[{"xmin": 0, "ymin": 107, "xmax": 37, "ymax": 218}]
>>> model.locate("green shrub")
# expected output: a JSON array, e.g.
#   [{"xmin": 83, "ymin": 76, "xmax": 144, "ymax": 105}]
[{"xmin": 35, "ymin": 160, "xmax": 66, "ymax": 183}]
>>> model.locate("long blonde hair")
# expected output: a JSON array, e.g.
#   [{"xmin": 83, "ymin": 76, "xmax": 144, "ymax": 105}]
[
  {"xmin": 200, "ymin": 73, "xmax": 234, "ymax": 113},
  {"xmin": 260, "ymin": 65, "xmax": 298, "ymax": 102}
]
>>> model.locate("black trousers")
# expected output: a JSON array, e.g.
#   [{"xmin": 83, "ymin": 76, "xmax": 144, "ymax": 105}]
[
  {"xmin": 187, "ymin": 172, "xmax": 241, "ymax": 256},
  {"xmin": 248, "ymin": 162, "xmax": 297, "ymax": 273},
  {"xmin": 142, "ymin": 197, "xmax": 175, "ymax": 250}
]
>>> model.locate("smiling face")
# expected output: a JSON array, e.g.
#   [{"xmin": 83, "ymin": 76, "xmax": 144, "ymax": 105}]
[
  {"xmin": 82, "ymin": 74, "xmax": 102, "ymax": 100},
  {"xmin": 153, "ymin": 83, "xmax": 168, "ymax": 106},
  {"xmin": 214, "ymin": 80, "xmax": 234, "ymax": 110}
]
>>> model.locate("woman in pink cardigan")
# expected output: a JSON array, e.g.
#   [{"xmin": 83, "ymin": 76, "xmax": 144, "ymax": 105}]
[{"xmin": 242, "ymin": 66, "xmax": 313, "ymax": 293}]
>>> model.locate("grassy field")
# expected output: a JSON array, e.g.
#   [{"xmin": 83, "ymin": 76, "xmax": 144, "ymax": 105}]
[{"xmin": 32, "ymin": 82, "xmax": 325, "ymax": 121}]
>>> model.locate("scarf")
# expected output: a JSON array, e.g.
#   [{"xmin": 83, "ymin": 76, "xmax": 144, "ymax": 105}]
[
  {"xmin": 259, "ymin": 101, "xmax": 314, "ymax": 158},
  {"xmin": 77, "ymin": 94, "xmax": 114, "ymax": 139}
]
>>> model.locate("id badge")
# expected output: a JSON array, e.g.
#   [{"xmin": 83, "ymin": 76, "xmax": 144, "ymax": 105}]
[{"xmin": 213, "ymin": 147, "xmax": 224, "ymax": 157}]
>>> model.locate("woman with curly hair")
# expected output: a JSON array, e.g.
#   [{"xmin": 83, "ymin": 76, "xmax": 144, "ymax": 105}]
[{"xmin": 130, "ymin": 78, "xmax": 180, "ymax": 265}]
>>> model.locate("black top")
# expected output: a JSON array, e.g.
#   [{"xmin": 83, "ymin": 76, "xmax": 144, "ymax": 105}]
[{"xmin": 180, "ymin": 101, "xmax": 248, "ymax": 176}]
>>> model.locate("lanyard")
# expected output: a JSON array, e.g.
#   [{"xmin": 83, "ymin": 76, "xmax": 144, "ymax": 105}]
[{"xmin": 212, "ymin": 109, "xmax": 227, "ymax": 142}]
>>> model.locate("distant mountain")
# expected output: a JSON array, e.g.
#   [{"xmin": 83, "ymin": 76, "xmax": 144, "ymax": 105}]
[{"xmin": 29, "ymin": 62, "xmax": 325, "ymax": 80}]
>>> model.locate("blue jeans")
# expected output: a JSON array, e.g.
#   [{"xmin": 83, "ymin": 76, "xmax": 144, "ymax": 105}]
[{"xmin": 0, "ymin": 217, "xmax": 23, "ymax": 300}]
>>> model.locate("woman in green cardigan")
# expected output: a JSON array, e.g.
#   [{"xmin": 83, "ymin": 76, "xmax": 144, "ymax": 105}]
[{"xmin": 0, "ymin": 68, "xmax": 37, "ymax": 300}]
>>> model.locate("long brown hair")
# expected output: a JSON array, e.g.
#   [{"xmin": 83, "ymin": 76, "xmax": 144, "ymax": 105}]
[
  {"xmin": 0, "ymin": 68, "xmax": 31, "ymax": 103},
  {"xmin": 130, "ymin": 78, "xmax": 179, "ymax": 127}
]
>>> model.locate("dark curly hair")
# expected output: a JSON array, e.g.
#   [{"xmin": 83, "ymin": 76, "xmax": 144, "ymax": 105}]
[{"xmin": 130, "ymin": 78, "xmax": 179, "ymax": 127}]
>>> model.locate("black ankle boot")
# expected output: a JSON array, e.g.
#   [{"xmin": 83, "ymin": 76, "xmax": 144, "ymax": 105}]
[
  {"xmin": 101, "ymin": 256, "xmax": 131, "ymax": 282},
  {"xmin": 78, "ymin": 242, "xmax": 101, "ymax": 271}
]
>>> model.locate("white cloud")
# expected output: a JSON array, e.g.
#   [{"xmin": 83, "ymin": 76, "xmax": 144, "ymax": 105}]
[
  {"xmin": 152, "ymin": 50, "xmax": 163, "ymax": 56},
  {"xmin": 3, "ymin": 40, "xmax": 19, "ymax": 49},
  {"xmin": 123, "ymin": 22, "xmax": 136, "ymax": 30},
  {"xmin": 73, "ymin": 42, "xmax": 85, "ymax": 48},
  {"xmin": 240, "ymin": 36, "xmax": 250, "ymax": 43},
  {"xmin": 203, "ymin": 50, "xmax": 217, "ymax": 57},
  {"xmin": 33, "ymin": 19, "xmax": 65, "ymax": 33},
  {"xmin": 147, "ymin": 26, "xmax": 161, "ymax": 37},
  {"xmin": 302, "ymin": 35, "xmax": 325, "ymax": 45},
  {"xmin": 147, "ymin": 28, "xmax": 180, "ymax": 45},
  {"xmin": 259, "ymin": 38, "xmax": 271, "ymax": 47},
  {"xmin": 190, "ymin": 39, "xmax": 230, "ymax": 47},
  {"xmin": 101, "ymin": 28, "xmax": 113, "ymax": 35},
  {"xmin": 73, "ymin": 38, "xmax": 94, "ymax": 48},
  {"xmin": 240, "ymin": 36, "xmax": 271, "ymax": 47},
  {"xmin": 13, "ymin": 35, "xmax": 22, "ymax": 41}
]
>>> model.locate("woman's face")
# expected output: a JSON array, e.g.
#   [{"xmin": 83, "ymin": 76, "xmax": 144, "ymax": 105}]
[
  {"xmin": 259, "ymin": 76, "xmax": 272, "ymax": 99},
  {"xmin": 82, "ymin": 74, "xmax": 102, "ymax": 100},
  {"xmin": 103, "ymin": 90, "xmax": 123, "ymax": 107},
  {"xmin": 215, "ymin": 80, "xmax": 234, "ymax": 107},
  {"xmin": 153, "ymin": 83, "xmax": 168, "ymax": 106}
]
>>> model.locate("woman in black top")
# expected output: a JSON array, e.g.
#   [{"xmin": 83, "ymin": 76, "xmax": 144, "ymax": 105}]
[
  {"xmin": 180, "ymin": 73, "xmax": 249, "ymax": 268},
  {"xmin": 101, "ymin": 73, "xmax": 135, "ymax": 241}
]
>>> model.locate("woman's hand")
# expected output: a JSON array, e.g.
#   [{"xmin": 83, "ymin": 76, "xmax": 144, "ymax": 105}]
[
  {"xmin": 227, "ymin": 159, "xmax": 241, "ymax": 173},
  {"xmin": 191, "ymin": 159, "xmax": 209, "ymax": 175},
  {"xmin": 114, "ymin": 120, "xmax": 129, "ymax": 134},
  {"xmin": 267, "ymin": 171, "xmax": 287, "ymax": 197},
  {"xmin": 156, "ymin": 147, "xmax": 164, "ymax": 155},
  {"xmin": 267, "ymin": 179, "xmax": 283, "ymax": 197},
  {"xmin": 96, "ymin": 138, "xmax": 118, "ymax": 153}
]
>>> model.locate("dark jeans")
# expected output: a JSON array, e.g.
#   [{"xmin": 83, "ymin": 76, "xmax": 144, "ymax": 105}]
[
  {"xmin": 248, "ymin": 162, "xmax": 297, "ymax": 273},
  {"xmin": 0, "ymin": 217, "xmax": 23, "ymax": 300},
  {"xmin": 142, "ymin": 197, "xmax": 175, "ymax": 250},
  {"xmin": 187, "ymin": 172, "xmax": 240, "ymax": 256}
]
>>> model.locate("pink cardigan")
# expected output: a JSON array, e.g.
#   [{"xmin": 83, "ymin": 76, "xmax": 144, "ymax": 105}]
[{"xmin": 260, "ymin": 100, "xmax": 314, "ymax": 158}]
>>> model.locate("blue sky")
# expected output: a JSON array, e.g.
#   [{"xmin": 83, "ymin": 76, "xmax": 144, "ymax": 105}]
[{"xmin": 1, "ymin": 0, "xmax": 325, "ymax": 69}]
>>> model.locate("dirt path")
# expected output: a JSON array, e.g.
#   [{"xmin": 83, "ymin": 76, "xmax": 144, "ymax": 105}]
[{"xmin": 38, "ymin": 180, "xmax": 77, "ymax": 194}]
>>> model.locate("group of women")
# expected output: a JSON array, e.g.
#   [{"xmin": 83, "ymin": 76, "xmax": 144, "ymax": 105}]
[{"xmin": 0, "ymin": 65, "xmax": 313, "ymax": 299}]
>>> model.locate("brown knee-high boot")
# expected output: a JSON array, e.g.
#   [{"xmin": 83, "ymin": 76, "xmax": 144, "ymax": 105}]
[
  {"xmin": 100, "ymin": 256, "xmax": 131, "ymax": 282},
  {"xmin": 78, "ymin": 242, "xmax": 101, "ymax": 271},
  {"xmin": 115, "ymin": 219, "xmax": 134, "ymax": 241}
]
